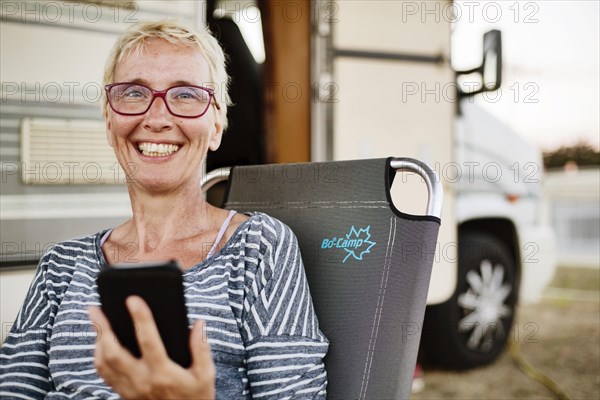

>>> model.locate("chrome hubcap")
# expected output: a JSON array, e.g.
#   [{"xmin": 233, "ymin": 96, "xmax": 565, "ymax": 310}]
[{"xmin": 457, "ymin": 259, "xmax": 512, "ymax": 352}]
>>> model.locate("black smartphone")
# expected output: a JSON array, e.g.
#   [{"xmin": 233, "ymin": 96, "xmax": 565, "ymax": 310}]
[{"xmin": 96, "ymin": 260, "xmax": 192, "ymax": 368}]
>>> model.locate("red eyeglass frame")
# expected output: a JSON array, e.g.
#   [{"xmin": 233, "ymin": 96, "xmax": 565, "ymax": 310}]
[{"xmin": 104, "ymin": 82, "xmax": 221, "ymax": 118}]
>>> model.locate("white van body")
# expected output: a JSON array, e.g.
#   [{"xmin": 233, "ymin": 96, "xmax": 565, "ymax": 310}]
[
  {"xmin": 456, "ymin": 101, "xmax": 556, "ymax": 304},
  {"xmin": 316, "ymin": 0, "xmax": 556, "ymax": 367}
]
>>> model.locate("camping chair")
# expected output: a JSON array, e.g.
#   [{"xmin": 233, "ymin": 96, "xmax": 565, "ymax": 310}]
[{"xmin": 202, "ymin": 157, "xmax": 442, "ymax": 399}]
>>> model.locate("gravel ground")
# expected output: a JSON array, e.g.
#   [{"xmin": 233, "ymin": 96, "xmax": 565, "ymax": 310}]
[{"xmin": 413, "ymin": 267, "xmax": 600, "ymax": 400}]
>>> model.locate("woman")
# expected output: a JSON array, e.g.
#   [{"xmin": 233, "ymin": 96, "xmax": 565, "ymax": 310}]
[{"xmin": 0, "ymin": 21, "xmax": 328, "ymax": 399}]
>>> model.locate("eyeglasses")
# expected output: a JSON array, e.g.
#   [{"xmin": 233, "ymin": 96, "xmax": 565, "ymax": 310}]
[{"xmin": 105, "ymin": 82, "xmax": 220, "ymax": 118}]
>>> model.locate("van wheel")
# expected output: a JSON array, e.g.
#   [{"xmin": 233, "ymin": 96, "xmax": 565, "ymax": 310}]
[{"xmin": 420, "ymin": 232, "xmax": 517, "ymax": 369}]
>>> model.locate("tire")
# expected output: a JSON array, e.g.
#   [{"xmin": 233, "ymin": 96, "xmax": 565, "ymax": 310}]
[{"xmin": 420, "ymin": 232, "xmax": 518, "ymax": 369}]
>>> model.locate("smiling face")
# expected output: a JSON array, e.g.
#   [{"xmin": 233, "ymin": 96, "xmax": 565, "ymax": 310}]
[{"xmin": 106, "ymin": 38, "xmax": 222, "ymax": 194}]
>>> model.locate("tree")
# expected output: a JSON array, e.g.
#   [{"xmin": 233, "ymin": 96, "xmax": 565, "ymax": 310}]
[{"xmin": 543, "ymin": 141, "xmax": 600, "ymax": 169}]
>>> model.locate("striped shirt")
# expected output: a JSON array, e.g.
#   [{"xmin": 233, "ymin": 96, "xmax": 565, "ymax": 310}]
[{"xmin": 0, "ymin": 212, "xmax": 328, "ymax": 399}]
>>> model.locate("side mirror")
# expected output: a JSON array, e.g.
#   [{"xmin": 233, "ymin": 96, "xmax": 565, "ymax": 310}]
[
  {"xmin": 482, "ymin": 30, "xmax": 502, "ymax": 91},
  {"xmin": 457, "ymin": 30, "xmax": 502, "ymax": 97}
]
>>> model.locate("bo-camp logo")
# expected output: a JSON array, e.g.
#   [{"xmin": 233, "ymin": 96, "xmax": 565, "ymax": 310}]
[{"xmin": 321, "ymin": 225, "xmax": 376, "ymax": 263}]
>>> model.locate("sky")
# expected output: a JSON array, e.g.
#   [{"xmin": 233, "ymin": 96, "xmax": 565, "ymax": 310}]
[{"xmin": 451, "ymin": 0, "xmax": 599, "ymax": 151}]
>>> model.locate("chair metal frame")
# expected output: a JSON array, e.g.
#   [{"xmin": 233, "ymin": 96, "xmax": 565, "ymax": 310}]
[{"xmin": 202, "ymin": 157, "xmax": 443, "ymax": 219}]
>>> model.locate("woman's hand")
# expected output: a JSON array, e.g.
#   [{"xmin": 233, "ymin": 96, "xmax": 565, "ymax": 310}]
[{"xmin": 88, "ymin": 297, "xmax": 215, "ymax": 400}]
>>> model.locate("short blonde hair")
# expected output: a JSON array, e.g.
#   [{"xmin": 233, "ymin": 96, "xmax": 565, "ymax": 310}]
[{"xmin": 103, "ymin": 20, "xmax": 231, "ymax": 130}]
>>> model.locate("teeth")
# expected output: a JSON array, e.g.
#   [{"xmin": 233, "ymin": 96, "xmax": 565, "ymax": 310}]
[{"xmin": 138, "ymin": 142, "xmax": 180, "ymax": 157}]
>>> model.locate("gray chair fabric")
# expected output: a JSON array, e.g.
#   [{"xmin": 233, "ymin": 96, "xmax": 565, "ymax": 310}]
[{"xmin": 223, "ymin": 157, "xmax": 441, "ymax": 399}]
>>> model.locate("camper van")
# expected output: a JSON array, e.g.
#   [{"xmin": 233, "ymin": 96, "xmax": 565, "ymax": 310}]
[{"xmin": 0, "ymin": 0, "xmax": 555, "ymax": 369}]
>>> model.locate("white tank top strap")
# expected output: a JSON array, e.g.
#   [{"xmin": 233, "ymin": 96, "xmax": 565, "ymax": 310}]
[
  {"xmin": 206, "ymin": 209, "xmax": 237, "ymax": 260},
  {"xmin": 100, "ymin": 228, "xmax": 114, "ymax": 246}
]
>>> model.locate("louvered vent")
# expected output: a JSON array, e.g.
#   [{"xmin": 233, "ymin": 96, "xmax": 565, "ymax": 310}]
[{"xmin": 20, "ymin": 118, "xmax": 125, "ymax": 184}]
